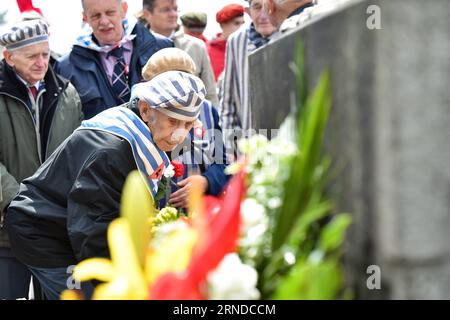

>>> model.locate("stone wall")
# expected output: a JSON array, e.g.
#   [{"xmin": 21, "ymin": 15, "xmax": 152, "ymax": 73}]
[{"xmin": 249, "ymin": 0, "xmax": 450, "ymax": 299}]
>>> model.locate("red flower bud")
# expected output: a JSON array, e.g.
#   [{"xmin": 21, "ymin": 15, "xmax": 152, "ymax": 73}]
[{"xmin": 171, "ymin": 160, "xmax": 185, "ymax": 178}]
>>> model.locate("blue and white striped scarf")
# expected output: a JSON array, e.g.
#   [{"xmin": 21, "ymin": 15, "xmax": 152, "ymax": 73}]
[
  {"xmin": 74, "ymin": 17, "xmax": 137, "ymax": 53},
  {"xmin": 77, "ymin": 107, "xmax": 170, "ymax": 197}
]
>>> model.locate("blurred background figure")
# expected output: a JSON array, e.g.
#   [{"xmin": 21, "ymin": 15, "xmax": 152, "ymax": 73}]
[
  {"xmin": 0, "ymin": 0, "xmax": 251, "ymax": 56},
  {"xmin": 141, "ymin": 0, "xmax": 219, "ymax": 106},
  {"xmin": 263, "ymin": 0, "xmax": 314, "ymax": 30},
  {"xmin": 220, "ymin": 0, "xmax": 276, "ymax": 160},
  {"xmin": 180, "ymin": 11, "xmax": 208, "ymax": 43},
  {"xmin": 207, "ymin": 3, "xmax": 245, "ymax": 81}
]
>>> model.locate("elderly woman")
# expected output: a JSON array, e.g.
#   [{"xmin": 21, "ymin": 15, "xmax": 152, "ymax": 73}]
[
  {"xmin": 141, "ymin": 47, "xmax": 229, "ymax": 209},
  {"xmin": 5, "ymin": 71, "xmax": 206, "ymax": 300}
]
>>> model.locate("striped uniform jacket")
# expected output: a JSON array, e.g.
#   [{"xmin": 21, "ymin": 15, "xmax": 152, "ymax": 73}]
[
  {"xmin": 79, "ymin": 107, "xmax": 170, "ymax": 197},
  {"xmin": 219, "ymin": 25, "xmax": 258, "ymax": 155}
]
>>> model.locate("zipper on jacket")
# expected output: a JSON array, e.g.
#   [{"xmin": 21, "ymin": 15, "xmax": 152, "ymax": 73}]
[
  {"xmin": 43, "ymin": 88, "xmax": 62, "ymax": 159},
  {"xmin": 31, "ymin": 89, "xmax": 46, "ymax": 164}
]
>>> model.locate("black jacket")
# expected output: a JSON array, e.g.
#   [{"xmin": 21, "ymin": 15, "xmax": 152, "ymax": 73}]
[{"xmin": 5, "ymin": 130, "xmax": 136, "ymax": 268}]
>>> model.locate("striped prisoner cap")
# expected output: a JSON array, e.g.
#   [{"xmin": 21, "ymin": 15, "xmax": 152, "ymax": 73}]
[
  {"xmin": 131, "ymin": 70, "xmax": 206, "ymax": 122},
  {"xmin": 0, "ymin": 19, "xmax": 48, "ymax": 51}
]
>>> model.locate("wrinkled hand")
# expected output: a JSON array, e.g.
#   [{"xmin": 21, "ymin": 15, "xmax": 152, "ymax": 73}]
[{"xmin": 168, "ymin": 175, "xmax": 209, "ymax": 209}]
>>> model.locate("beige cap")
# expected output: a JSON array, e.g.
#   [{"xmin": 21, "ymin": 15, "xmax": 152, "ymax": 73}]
[{"xmin": 142, "ymin": 47, "xmax": 197, "ymax": 81}]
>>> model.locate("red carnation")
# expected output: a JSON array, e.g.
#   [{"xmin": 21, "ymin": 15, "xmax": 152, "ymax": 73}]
[{"xmin": 171, "ymin": 160, "xmax": 185, "ymax": 178}]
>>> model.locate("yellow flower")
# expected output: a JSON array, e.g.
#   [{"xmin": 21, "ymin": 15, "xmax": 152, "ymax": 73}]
[
  {"xmin": 72, "ymin": 218, "xmax": 148, "ymax": 300},
  {"xmin": 62, "ymin": 171, "xmax": 154, "ymax": 300},
  {"xmin": 120, "ymin": 171, "xmax": 156, "ymax": 267},
  {"xmin": 145, "ymin": 223, "xmax": 198, "ymax": 285},
  {"xmin": 60, "ymin": 170, "xmax": 211, "ymax": 299}
]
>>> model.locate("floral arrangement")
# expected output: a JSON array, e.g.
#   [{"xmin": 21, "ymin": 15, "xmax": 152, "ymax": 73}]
[
  {"xmin": 62, "ymin": 168, "xmax": 249, "ymax": 300},
  {"xmin": 61, "ymin": 47, "xmax": 352, "ymax": 300},
  {"xmin": 153, "ymin": 160, "xmax": 185, "ymax": 206}
]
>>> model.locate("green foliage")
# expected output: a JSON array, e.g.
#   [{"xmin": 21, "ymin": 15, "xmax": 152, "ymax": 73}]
[
  {"xmin": 273, "ymin": 258, "xmax": 343, "ymax": 300},
  {"xmin": 242, "ymin": 41, "xmax": 352, "ymax": 299},
  {"xmin": 271, "ymin": 68, "xmax": 332, "ymax": 252},
  {"xmin": 319, "ymin": 214, "xmax": 352, "ymax": 253}
]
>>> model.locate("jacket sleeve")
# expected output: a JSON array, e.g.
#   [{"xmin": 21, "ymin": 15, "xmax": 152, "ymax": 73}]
[
  {"xmin": 202, "ymin": 107, "xmax": 230, "ymax": 196},
  {"xmin": 219, "ymin": 36, "xmax": 240, "ymax": 131},
  {"xmin": 66, "ymin": 145, "xmax": 134, "ymax": 262},
  {"xmin": 198, "ymin": 43, "xmax": 220, "ymax": 107},
  {"xmin": 0, "ymin": 162, "xmax": 20, "ymax": 216}
]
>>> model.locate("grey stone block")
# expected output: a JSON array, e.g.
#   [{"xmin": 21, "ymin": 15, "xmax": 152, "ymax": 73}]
[{"xmin": 249, "ymin": 0, "xmax": 450, "ymax": 298}]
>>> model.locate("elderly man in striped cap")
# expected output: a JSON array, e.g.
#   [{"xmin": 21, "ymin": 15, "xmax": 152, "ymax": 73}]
[{"xmin": 5, "ymin": 70, "xmax": 206, "ymax": 300}]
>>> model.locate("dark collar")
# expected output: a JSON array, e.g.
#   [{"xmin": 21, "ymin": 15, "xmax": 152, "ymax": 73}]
[
  {"xmin": 287, "ymin": 2, "xmax": 314, "ymax": 18},
  {"xmin": 0, "ymin": 59, "xmax": 67, "ymax": 102}
]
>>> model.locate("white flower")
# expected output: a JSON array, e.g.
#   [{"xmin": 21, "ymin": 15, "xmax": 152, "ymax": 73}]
[
  {"xmin": 240, "ymin": 198, "xmax": 266, "ymax": 231},
  {"xmin": 238, "ymin": 135, "xmax": 268, "ymax": 155},
  {"xmin": 207, "ymin": 253, "xmax": 260, "ymax": 300},
  {"xmin": 246, "ymin": 224, "xmax": 267, "ymax": 243},
  {"xmin": 163, "ymin": 164, "xmax": 175, "ymax": 178},
  {"xmin": 267, "ymin": 197, "xmax": 282, "ymax": 209}
]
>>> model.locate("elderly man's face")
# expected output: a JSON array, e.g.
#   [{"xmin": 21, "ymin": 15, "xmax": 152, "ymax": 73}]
[
  {"xmin": 83, "ymin": 0, "xmax": 127, "ymax": 46},
  {"xmin": 249, "ymin": 0, "xmax": 277, "ymax": 37},
  {"xmin": 141, "ymin": 103, "xmax": 195, "ymax": 152},
  {"xmin": 4, "ymin": 42, "xmax": 50, "ymax": 85},
  {"xmin": 143, "ymin": 0, "xmax": 178, "ymax": 37}
]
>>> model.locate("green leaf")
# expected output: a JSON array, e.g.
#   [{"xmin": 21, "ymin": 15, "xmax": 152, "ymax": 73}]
[
  {"xmin": 272, "ymin": 258, "xmax": 343, "ymax": 300},
  {"xmin": 272, "ymin": 69, "xmax": 332, "ymax": 251},
  {"xmin": 318, "ymin": 214, "xmax": 352, "ymax": 253}
]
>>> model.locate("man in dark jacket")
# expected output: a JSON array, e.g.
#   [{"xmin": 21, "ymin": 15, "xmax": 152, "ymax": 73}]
[
  {"xmin": 5, "ymin": 71, "xmax": 206, "ymax": 300},
  {"xmin": 56, "ymin": 0, "xmax": 173, "ymax": 119},
  {"xmin": 0, "ymin": 19, "xmax": 83, "ymax": 299}
]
